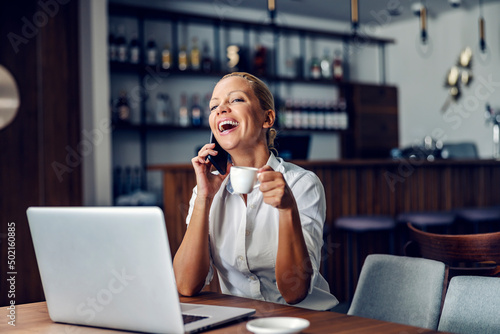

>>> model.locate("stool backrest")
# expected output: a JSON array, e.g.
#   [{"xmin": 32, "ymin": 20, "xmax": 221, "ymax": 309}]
[{"xmin": 405, "ymin": 222, "xmax": 500, "ymax": 276}]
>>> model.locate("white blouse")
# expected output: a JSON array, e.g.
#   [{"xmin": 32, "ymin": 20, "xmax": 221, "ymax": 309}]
[{"xmin": 185, "ymin": 153, "xmax": 338, "ymax": 311}]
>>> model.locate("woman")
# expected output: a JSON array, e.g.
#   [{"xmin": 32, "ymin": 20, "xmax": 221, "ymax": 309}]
[{"xmin": 173, "ymin": 72, "xmax": 338, "ymax": 310}]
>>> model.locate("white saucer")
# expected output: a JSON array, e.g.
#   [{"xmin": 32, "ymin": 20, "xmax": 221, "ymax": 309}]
[{"xmin": 246, "ymin": 317, "xmax": 310, "ymax": 334}]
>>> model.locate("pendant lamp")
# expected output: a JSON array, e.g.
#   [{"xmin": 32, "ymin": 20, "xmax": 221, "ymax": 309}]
[
  {"xmin": 268, "ymin": 0, "xmax": 276, "ymax": 24},
  {"xmin": 478, "ymin": 0, "xmax": 486, "ymax": 52},
  {"xmin": 351, "ymin": 0, "xmax": 359, "ymax": 32}
]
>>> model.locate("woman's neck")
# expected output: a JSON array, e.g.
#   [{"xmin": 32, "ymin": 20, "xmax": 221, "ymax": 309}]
[{"xmin": 230, "ymin": 144, "xmax": 270, "ymax": 168}]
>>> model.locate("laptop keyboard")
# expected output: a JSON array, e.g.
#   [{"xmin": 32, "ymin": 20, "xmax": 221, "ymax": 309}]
[{"xmin": 183, "ymin": 313, "xmax": 209, "ymax": 324}]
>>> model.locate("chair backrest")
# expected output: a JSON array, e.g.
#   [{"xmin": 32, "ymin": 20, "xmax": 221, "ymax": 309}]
[
  {"xmin": 405, "ymin": 222, "xmax": 500, "ymax": 277},
  {"xmin": 347, "ymin": 254, "xmax": 446, "ymax": 330},
  {"xmin": 438, "ymin": 276, "xmax": 500, "ymax": 333}
]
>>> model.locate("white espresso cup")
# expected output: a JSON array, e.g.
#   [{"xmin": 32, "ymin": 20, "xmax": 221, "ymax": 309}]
[{"xmin": 230, "ymin": 166, "xmax": 261, "ymax": 194}]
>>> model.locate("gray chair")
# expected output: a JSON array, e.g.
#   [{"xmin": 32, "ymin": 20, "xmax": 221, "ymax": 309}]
[
  {"xmin": 348, "ymin": 254, "xmax": 446, "ymax": 330},
  {"xmin": 438, "ymin": 276, "xmax": 500, "ymax": 334}
]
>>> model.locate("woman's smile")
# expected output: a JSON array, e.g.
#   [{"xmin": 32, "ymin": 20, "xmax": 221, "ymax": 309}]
[{"xmin": 218, "ymin": 118, "xmax": 240, "ymax": 134}]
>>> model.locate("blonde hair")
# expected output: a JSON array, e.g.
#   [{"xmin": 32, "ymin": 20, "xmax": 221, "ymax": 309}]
[{"xmin": 220, "ymin": 72, "xmax": 278, "ymax": 156}]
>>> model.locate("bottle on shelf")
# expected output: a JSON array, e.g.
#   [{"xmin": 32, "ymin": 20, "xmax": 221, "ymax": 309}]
[
  {"xmin": 191, "ymin": 94, "xmax": 202, "ymax": 127},
  {"xmin": 108, "ymin": 26, "xmax": 117, "ymax": 62},
  {"xmin": 178, "ymin": 45, "xmax": 188, "ymax": 71},
  {"xmin": 310, "ymin": 56, "xmax": 321, "ymax": 80},
  {"xmin": 333, "ymin": 48, "xmax": 344, "ymax": 82},
  {"xmin": 113, "ymin": 166, "xmax": 122, "ymax": 203},
  {"xmin": 178, "ymin": 93, "xmax": 190, "ymax": 127},
  {"xmin": 146, "ymin": 38, "xmax": 158, "ymax": 66},
  {"xmin": 131, "ymin": 166, "xmax": 141, "ymax": 192},
  {"xmin": 325, "ymin": 100, "xmax": 336, "ymax": 130},
  {"xmin": 292, "ymin": 99, "xmax": 302, "ymax": 129},
  {"xmin": 113, "ymin": 91, "xmax": 131, "ymax": 124},
  {"xmin": 129, "ymin": 34, "xmax": 140, "ymax": 64},
  {"xmin": 190, "ymin": 37, "xmax": 201, "ymax": 71},
  {"xmin": 253, "ymin": 44, "xmax": 267, "ymax": 77},
  {"xmin": 123, "ymin": 166, "xmax": 132, "ymax": 194},
  {"xmin": 276, "ymin": 99, "xmax": 285, "ymax": 129},
  {"xmin": 308, "ymin": 100, "xmax": 318, "ymax": 129},
  {"xmin": 300, "ymin": 99, "xmax": 310, "ymax": 129},
  {"xmin": 316, "ymin": 100, "xmax": 325, "ymax": 130},
  {"xmin": 320, "ymin": 48, "xmax": 332, "ymax": 79},
  {"xmin": 226, "ymin": 44, "xmax": 241, "ymax": 72},
  {"xmin": 161, "ymin": 44, "xmax": 172, "ymax": 70},
  {"xmin": 202, "ymin": 42, "xmax": 213, "ymax": 73},
  {"xmin": 116, "ymin": 25, "xmax": 128, "ymax": 63},
  {"xmin": 283, "ymin": 98, "xmax": 294, "ymax": 129},
  {"xmin": 338, "ymin": 97, "xmax": 348, "ymax": 130},
  {"xmin": 203, "ymin": 93, "xmax": 212, "ymax": 127},
  {"xmin": 154, "ymin": 93, "xmax": 173, "ymax": 125}
]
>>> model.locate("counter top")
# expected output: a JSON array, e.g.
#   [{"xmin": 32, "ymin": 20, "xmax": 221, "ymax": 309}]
[{"xmin": 148, "ymin": 158, "xmax": 500, "ymax": 170}]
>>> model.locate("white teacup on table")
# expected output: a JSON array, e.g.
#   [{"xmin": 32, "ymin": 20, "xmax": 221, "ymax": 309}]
[{"xmin": 230, "ymin": 166, "xmax": 261, "ymax": 194}]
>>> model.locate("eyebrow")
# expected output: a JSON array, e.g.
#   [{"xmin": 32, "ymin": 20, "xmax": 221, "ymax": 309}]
[{"xmin": 210, "ymin": 90, "xmax": 248, "ymax": 102}]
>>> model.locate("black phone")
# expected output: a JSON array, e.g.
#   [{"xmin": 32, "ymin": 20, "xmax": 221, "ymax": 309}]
[{"xmin": 207, "ymin": 132, "xmax": 229, "ymax": 175}]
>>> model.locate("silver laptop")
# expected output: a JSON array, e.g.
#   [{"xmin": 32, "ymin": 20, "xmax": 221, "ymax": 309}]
[{"xmin": 26, "ymin": 206, "xmax": 255, "ymax": 333}]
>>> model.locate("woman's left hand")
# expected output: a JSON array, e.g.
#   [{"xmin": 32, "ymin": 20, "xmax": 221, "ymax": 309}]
[{"xmin": 257, "ymin": 165, "xmax": 295, "ymax": 210}]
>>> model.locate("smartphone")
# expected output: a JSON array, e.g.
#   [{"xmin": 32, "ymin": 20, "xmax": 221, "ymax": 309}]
[{"xmin": 207, "ymin": 132, "xmax": 229, "ymax": 175}]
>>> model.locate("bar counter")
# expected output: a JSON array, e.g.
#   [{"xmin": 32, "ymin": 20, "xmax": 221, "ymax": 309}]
[{"xmin": 149, "ymin": 158, "xmax": 500, "ymax": 300}]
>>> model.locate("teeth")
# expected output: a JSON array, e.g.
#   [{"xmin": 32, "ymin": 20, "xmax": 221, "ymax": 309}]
[{"xmin": 218, "ymin": 120, "xmax": 239, "ymax": 132}]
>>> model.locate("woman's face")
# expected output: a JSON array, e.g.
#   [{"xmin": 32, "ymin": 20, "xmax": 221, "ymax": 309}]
[{"xmin": 209, "ymin": 76, "xmax": 269, "ymax": 152}]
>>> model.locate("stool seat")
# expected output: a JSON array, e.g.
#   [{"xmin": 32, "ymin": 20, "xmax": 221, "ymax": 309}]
[
  {"xmin": 396, "ymin": 211, "xmax": 455, "ymax": 228},
  {"xmin": 454, "ymin": 206, "xmax": 500, "ymax": 233},
  {"xmin": 335, "ymin": 215, "xmax": 396, "ymax": 232},
  {"xmin": 455, "ymin": 206, "xmax": 500, "ymax": 223}
]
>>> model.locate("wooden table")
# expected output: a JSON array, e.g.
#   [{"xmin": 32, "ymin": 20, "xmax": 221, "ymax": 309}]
[{"xmin": 1, "ymin": 292, "xmax": 445, "ymax": 333}]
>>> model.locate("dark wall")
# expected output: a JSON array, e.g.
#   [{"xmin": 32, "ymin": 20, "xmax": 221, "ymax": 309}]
[{"xmin": 0, "ymin": 0, "xmax": 82, "ymax": 306}]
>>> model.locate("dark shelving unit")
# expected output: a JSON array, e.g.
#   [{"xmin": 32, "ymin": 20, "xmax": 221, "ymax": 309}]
[{"xmin": 108, "ymin": 2, "xmax": 396, "ymax": 193}]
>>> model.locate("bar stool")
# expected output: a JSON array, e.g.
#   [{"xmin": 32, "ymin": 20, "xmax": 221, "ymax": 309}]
[
  {"xmin": 396, "ymin": 211, "xmax": 456, "ymax": 232},
  {"xmin": 335, "ymin": 215, "xmax": 396, "ymax": 301},
  {"xmin": 396, "ymin": 211, "xmax": 456, "ymax": 254},
  {"xmin": 455, "ymin": 206, "xmax": 500, "ymax": 233}
]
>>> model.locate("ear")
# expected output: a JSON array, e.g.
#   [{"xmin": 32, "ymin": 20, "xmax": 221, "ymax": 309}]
[{"xmin": 263, "ymin": 109, "xmax": 275, "ymax": 129}]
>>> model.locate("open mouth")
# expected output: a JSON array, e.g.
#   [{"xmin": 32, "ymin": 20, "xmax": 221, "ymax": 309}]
[{"xmin": 218, "ymin": 120, "xmax": 239, "ymax": 133}]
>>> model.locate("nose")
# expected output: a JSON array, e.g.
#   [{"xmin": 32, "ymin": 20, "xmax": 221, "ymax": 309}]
[{"xmin": 216, "ymin": 101, "xmax": 230, "ymax": 115}]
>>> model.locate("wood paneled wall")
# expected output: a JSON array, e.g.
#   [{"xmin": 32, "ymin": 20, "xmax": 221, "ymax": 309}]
[
  {"xmin": 150, "ymin": 159, "xmax": 500, "ymax": 300},
  {"xmin": 0, "ymin": 0, "xmax": 82, "ymax": 306}
]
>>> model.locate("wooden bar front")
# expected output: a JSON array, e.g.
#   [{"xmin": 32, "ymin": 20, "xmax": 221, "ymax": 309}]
[{"xmin": 149, "ymin": 159, "xmax": 500, "ymax": 301}]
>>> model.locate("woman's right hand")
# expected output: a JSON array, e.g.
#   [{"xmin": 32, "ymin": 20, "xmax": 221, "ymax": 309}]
[{"xmin": 191, "ymin": 143, "xmax": 228, "ymax": 199}]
